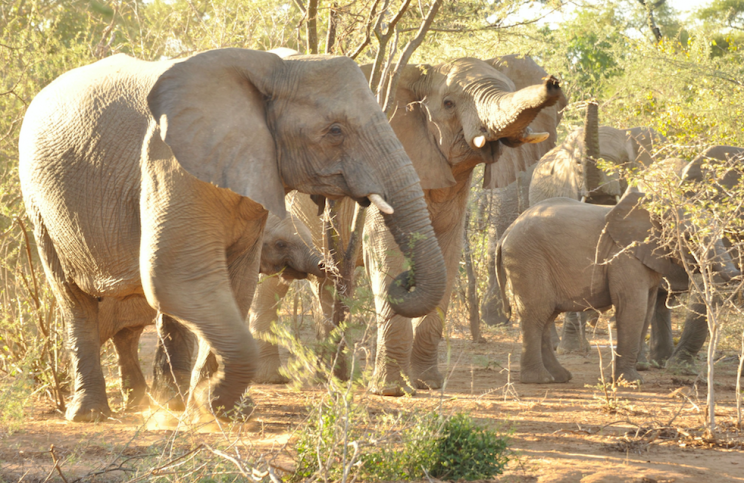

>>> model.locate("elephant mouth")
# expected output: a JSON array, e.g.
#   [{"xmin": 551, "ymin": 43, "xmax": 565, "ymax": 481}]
[{"xmin": 279, "ymin": 266, "xmax": 309, "ymax": 281}]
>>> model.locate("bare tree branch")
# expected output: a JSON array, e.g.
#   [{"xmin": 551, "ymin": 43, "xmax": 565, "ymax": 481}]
[
  {"xmin": 381, "ymin": 0, "xmax": 443, "ymax": 114},
  {"xmin": 325, "ymin": 2, "xmax": 338, "ymax": 54},
  {"xmin": 637, "ymin": 0, "xmax": 664, "ymax": 43}
]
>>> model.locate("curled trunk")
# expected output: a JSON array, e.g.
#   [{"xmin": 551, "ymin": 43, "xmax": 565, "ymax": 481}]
[{"xmin": 379, "ymin": 156, "xmax": 447, "ymax": 318}]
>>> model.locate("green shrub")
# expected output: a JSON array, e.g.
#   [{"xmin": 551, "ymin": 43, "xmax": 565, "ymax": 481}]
[
  {"xmin": 293, "ymin": 403, "xmax": 509, "ymax": 482},
  {"xmin": 430, "ymin": 412, "xmax": 510, "ymax": 481}
]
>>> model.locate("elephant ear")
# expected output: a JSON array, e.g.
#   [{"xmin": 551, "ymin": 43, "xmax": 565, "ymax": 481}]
[
  {"xmin": 605, "ymin": 191, "xmax": 682, "ymax": 277},
  {"xmin": 388, "ymin": 64, "xmax": 456, "ymax": 190},
  {"xmin": 148, "ymin": 48, "xmax": 287, "ymax": 218}
]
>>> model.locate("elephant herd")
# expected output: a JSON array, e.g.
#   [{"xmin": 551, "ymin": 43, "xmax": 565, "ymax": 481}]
[{"xmin": 18, "ymin": 47, "xmax": 741, "ymax": 423}]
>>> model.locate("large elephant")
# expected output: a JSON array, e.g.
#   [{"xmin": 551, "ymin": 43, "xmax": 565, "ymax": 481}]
[
  {"xmin": 661, "ymin": 145, "xmax": 744, "ymax": 372},
  {"xmin": 497, "ymin": 191, "xmax": 739, "ymax": 384},
  {"xmin": 19, "ymin": 49, "xmax": 447, "ymax": 421},
  {"xmin": 249, "ymin": 55, "xmax": 563, "ymax": 394}
]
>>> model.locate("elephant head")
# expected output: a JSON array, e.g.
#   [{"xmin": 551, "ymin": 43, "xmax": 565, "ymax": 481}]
[
  {"xmin": 606, "ymin": 189, "xmax": 740, "ymax": 288},
  {"xmin": 146, "ymin": 48, "xmax": 445, "ymax": 318},
  {"xmin": 365, "ymin": 57, "xmax": 563, "ymax": 190},
  {"xmin": 681, "ymin": 145, "xmax": 744, "ymax": 192},
  {"xmin": 260, "ymin": 214, "xmax": 324, "ymax": 280}
]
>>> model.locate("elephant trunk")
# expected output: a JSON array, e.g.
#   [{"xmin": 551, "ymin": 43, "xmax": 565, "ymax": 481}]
[
  {"xmin": 582, "ymin": 101, "xmax": 602, "ymax": 198},
  {"xmin": 376, "ymin": 154, "xmax": 447, "ymax": 318},
  {"xmin": 305, "ymin": 251, "xmax": 326, "ymax": 278},
  {"xmin": 466, "ymin": 76, "xmax": 562, "ymax": 149}
]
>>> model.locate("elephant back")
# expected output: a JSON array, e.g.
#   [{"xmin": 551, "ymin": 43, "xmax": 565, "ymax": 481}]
[{"xmin": 18, "ymin": 54, "xmax": 172, "ymax": 296}]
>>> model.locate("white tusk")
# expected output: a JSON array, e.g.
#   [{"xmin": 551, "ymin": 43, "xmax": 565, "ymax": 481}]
[
  {"xmin": 522, "ymin": 131, "xmax": 550, "ymax": 144},
  {"xmin": 369, "ymin": 194, "xmax": 394, "ymax": 214},
  {"xmin": 580, "ymin": 196, "xmax": 587, "ymax": 203},
  {"xmin": 473, "ymin": 135, "xmax": 487, "ymax": 148}
]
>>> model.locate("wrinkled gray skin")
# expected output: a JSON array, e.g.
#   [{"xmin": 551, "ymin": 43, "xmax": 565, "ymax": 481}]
[
  {"xmin": 19, "ymin": 49, "xmax": 447, "ymax": 421},
  {"xmin": 662, "ymin": 145, "xmax": 744, "ymax": 373},
  {"xmin": 497, "ymin": 192, "xmax": 740, "ymax": 384},
  {"xmin": 483, "ymin": 125, "xmax": 666, "ymax": 330},
  {"xmin": 250, "ymin": 56, "xmax": 563, "ymax": 395}
]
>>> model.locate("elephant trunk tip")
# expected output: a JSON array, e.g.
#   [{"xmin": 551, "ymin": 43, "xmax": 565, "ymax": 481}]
[
  {"xmin": 543, "ymin": 75, "xmax": 561, "ymax": 100},
  {"xmin": 387, "ymin": 269, "xmax": 446, "ymax": 319}
]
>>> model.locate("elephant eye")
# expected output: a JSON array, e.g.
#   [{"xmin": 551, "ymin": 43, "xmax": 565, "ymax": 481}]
[
  {"xmin": 443, "ymin": 99, "xmax": 455, "ymax": 109},
  {"xmin": 329, "ymin": 124, "xmax": 343, "ymax": 136},
  {"xmin": 275, "ymin": 240, "xmax": 287, "ymax": 249}
]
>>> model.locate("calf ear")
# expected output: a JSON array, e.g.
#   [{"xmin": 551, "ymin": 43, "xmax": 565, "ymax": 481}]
[{"xmin": 605, "ymin": 191, "xmax": 679, "ymax": 276}]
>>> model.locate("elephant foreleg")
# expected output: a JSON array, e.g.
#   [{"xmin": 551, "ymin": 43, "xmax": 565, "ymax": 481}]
[
  {"xmin": 648, "ymin": 289, "xmax": 673, "ymax": 366},
  {"xmin": 112, "ymin": 326, "xmax": 148, "ymax": 410},
  {"xmin": 614, "ymin": 288, "xmax": 656, "ymax": 384},
  {"xmin": 557, "ymin": 312, "xmax": 592, "ymax": 355},
  {"xmin": 249, "ymin": 275, "xmax": 291, "ymax": 384},
  {"xmin": 411, "ymin": 312, "xmax": 445, "ymax": 390}
]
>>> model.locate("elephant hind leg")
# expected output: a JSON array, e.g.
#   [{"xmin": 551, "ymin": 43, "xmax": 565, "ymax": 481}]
[
  {"xmin": 541, "ymin": 315, "xmax": 572, "ymax": 383},
  {"xmin": 519, "ymin": 305, "xmax": 558, "ymax": 384},
  {"xmin": 112, "ymin": 327, "xmax": 149, "ymax": 410},
  {"xmin": 33, "ymin": 218, "xmax": 110, "ymax": 421}
]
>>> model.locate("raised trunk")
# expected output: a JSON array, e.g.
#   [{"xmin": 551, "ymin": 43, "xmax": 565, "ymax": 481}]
[
  {"xmin": 467, "ymin": 76, "xmax": 562, "ymax": 148},
  {"xmin": 582, "ymin": 101, "xmax": 602, "ymax": 199}
]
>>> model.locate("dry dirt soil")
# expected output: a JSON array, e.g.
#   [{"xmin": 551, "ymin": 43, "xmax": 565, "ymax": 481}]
[{"xmin": 1, "ymin": 318, "xmax": 743, "ymax": 483}]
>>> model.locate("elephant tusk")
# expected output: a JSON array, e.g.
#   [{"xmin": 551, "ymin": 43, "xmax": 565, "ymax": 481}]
[
  {"xmin": 369, "ymin": 194, "xmax": 394, "ymax": 214},
  {"xmin": 473, "ymin": 135, "xmax": 487, "ymax": 148},
  {"xmin": 522, "ymin": 131, "xmax": 550, "ymax": 144}
]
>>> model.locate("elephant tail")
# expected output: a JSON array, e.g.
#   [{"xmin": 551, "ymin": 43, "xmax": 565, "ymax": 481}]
[{"xmin": 495, "ymin": 239, "xmax": 511, "ymax": 320}]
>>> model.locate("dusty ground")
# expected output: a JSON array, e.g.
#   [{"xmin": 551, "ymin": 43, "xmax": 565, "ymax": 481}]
[{"xmin": 1, "ymin": 317, "xmax": 743, "ymax": 482}]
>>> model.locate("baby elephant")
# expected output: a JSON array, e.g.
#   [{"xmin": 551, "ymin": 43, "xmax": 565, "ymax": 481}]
[{"xmin": 497, "ymin": 192, "xmax": 739, "ymax": 384}]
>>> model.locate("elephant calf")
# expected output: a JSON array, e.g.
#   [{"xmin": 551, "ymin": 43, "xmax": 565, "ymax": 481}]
[{"xmin": 497, "ymin": 192, "xmax": 739, "ymax": 384}]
